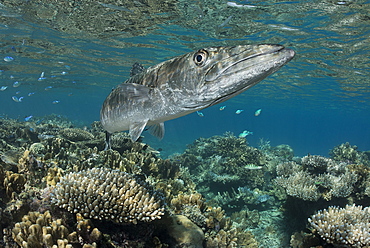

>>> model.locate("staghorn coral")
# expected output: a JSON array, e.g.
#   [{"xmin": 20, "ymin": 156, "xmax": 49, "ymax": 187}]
[
  {"xmin": 51, "ymin": 167, "xmax": 165, "ymax": 224},
  {"xmin": 308, "ymin": 204, "xmax": 370, "ymax": 247}
]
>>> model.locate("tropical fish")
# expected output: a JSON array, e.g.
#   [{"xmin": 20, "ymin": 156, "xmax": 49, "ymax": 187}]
[
  {"xmin": 219, "ymin": 106, "xmax": 226, "ymax": 111},
  {"xmin": 100, "ymin": 44, "xmax": 295, "ymax": 141},
  {"xmin": 254, "ymin": 108, "xmax": 262, "ymax": 116},
  {"xmin": 24, "ymin": 115, "xmax": 33, "ymax": 121},
  {"xmin": 235, "ymin": 109, "xmax": 244, "ymax": 114},
  {"xmin": 12, "ymin": 81, "xmax": 21, "ymax": 87},
  {"xmin": 4, "ymin": 56, "xmax": 14, "ymax": 62},
  {"xmin": 197, "ymin": 111, "xmax": 204, "ymax": 117},
  {"xmin": 0, "ymin": 86, "xmax": 8, "ymax": 91},
  {"xmin": 38, "ymin": 71, "xmax": 46, "ymax": 81},
  {"xmin": 244, "ymin": 164, "xmax": 262, "ymax": 170},
  {"xmin": 12, "ymin": 96, "xmax": 23, "ymax": 102},
  {"xmin": 52, "ymin": 100, "xmax": 60, "ymax": 104},
  {"xmin": 239, "ymin": 130, "xmax": 253, "ymax": 138}
]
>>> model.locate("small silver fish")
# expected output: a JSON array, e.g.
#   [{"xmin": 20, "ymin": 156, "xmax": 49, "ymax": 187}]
[
  {"xmin": 13, "ymin": 81, "xmax": 21, "ymax": 87},
  {"xmin": 38, "ymin": 71, "xmax": 46, "ymax": 81},
  {"xmin": 4, "ymin": 56, "xmax": 14, "ymax": 62},
  {"xmin": 11, "ymin": 96, "xmax": 18, "ymax": 102},
  {"xmin": 24, "ymin": 115, "xmax": 33, "ymax": 121},
  {"xmin": 219, "ymin": 106, "xmax": 226, "ymax": 111},
  {"xmin": 0, "ymin": 86, "xmax": 8, "ymax": 91},
  {"xmin": 235, "ymin": 109, "xmax": 244, "ymax": 114},
  {"xmin": 254, "ymin": 108, "xmax": 262, "ymax": 116},
  {"xmin": 197, "ymin": 111, "xmax": 204, "ymax": 117}
]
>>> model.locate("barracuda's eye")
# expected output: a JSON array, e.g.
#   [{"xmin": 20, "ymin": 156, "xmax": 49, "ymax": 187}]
[{"xmin": 193, "ymin": 50, "xmax": 208, "ymax": 66}]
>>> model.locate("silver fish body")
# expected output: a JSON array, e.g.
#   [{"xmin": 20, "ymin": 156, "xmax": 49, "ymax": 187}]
[{"xmin": 100, "ymin": 44, "xmax": 295, "ymax": 141}]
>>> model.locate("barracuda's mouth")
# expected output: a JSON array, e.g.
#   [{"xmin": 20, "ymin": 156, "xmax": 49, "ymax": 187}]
[
  {"xmin": 205, "ymin": 45, "xmax": 295, "ymax": 106},
  {"xmin": 205, "ymin": 45, "xmax": 295, "ymax": 82}
]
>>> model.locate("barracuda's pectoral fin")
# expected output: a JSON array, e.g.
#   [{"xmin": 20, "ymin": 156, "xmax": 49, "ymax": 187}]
[
  {"xmin": 148, "ymin": 122, "xmax": 165, "ymax": 140},
  {"xmin": 121, "ymin": 83, "xmax": 150, "ymax": 101},
  {"xmin": 129, "ymin": 120, "xmax": 148, "ymax": 141}
]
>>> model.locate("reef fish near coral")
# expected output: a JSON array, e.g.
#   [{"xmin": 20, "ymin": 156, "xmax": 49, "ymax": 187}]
[{"xmin": 100, "ymin": 45, "xmax": 295, "ymax": 141}]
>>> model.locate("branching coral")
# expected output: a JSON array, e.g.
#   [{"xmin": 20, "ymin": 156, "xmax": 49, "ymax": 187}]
[
  {"xmin": 308, "ymin": 204, "xmax": 370, "ymax": 247},
  {"xmin": 330, "ymin": 142, "xmax": 369, "ymax": 165},
  {"xmin": 274, "ymin": 155, "xmax": 358, "ymax": 201},
  {"xmin": 12, "ymin": 211, "xmax": 71, "ymax": 248},
  {"xmin": 59, "ymin": 128, "xmax": 94, "ymax": 142},
  {"xmin": 172, "ymin": 133, "xmax": 266, "ymax": 210},
  {"xmin": 51, "ymin": 167, "xmax": 165, "ymax": 224}
]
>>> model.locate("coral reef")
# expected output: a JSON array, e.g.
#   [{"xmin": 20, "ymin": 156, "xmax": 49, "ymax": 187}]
[
  {"xmin": 166, "ymin": 215, "xmax": 204, "ymax": 248},
  {"xmin": 274, "ymin": 155, "xmax": 358, "ymax": 201},
  {"xmin": 308, "ymin": 204, "xmax": 370, "ymax": 247},
  {"xmin": 51, "ymin": 167, "xmax": 165, "ymax": 224},
  {"xmin": 169, "ymin": 192, "xmax": 259, "ymax": 247},
  {"xmin": 12, "ymin": 211, "xmax": 71, "ymax": 248},
  {"xmin": 1, "ymin": 115, "xmax": 368, "ymax": 248},
  {"xmin": 330, "ymin": 142, "xmax": 369, "ymax": 165},
  {"xmin": 12, "ymin": 210, "xmax": 103, "ymax": 248},
  {"xmin": 173, "ymin": 132, "xmax": 268, "ymax": 211},
  {"xmin": 59, "ymin": 128, "xmax": 94, "ymax": 142}
]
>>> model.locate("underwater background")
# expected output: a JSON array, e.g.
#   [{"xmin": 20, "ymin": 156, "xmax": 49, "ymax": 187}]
[{"xmin": 0, "ymin": 0, "xmax": 370, "ymax": 248}]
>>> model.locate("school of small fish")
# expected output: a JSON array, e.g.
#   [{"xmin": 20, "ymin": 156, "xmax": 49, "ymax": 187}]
[{"xmin": 0, "ymin": 55, "xmax": 73, "ymax": 121}]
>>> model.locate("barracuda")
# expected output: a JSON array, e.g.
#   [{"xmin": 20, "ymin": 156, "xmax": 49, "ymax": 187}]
[{"xmin": 100, "ymin": 44, "xmax": 295, "ymax": 141}]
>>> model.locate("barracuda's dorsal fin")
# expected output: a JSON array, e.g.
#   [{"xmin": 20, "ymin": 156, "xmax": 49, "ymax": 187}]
[
  {"xmin": 129, "ymin": 119, "xmax": 148, "ymax": 141},
  {"xmin": 148, "ymin": 122, "xmax": 165, "ymax": 140},
  {"xmin": 130, "ymin": 62, "xmax": 145, "ymax": 77}
]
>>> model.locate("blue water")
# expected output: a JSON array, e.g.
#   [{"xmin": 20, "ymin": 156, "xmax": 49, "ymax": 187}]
[{"xmin": 0, "ymin": 0, "xmax": 369, "ymax": 158}]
